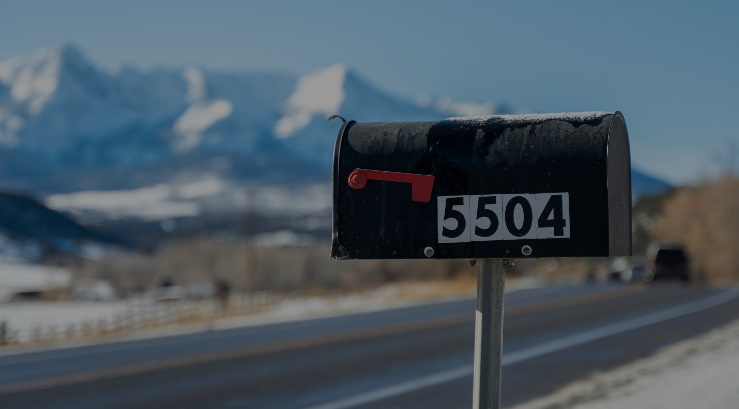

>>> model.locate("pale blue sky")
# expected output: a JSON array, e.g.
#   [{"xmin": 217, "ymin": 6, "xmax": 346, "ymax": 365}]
[{"xmin": 2, "ymin": 0, "xmax": 738, "ymax": 183}]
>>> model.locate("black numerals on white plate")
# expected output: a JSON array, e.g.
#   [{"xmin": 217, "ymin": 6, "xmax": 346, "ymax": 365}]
[{"xmin": 437, "ymin": 193, "xmax": 570, "ymax": 243}]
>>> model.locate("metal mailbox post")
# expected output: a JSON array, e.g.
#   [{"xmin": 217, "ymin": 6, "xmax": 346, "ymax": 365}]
[{"xmin": 330, "ymin": 112, "xmax": 631, "ymax": 409}]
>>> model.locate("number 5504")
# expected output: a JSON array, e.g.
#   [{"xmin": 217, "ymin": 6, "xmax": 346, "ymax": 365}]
[{"xmin": 437, "ymin": 193, "xmax": 570, "ymax": 243}]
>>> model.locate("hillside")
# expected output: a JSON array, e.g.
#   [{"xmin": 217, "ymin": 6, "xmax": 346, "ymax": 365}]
[
  {"xmin": 0, "ymin": 191, "xmax": 123, "ymax": 261},
  {"xmin": 0, "ymin": 45, "xmax": 670, "ymax": 228}
]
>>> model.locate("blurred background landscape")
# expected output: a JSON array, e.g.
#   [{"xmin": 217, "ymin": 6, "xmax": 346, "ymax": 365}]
[
  {"xmin": 0, "ymin": 2, "xmax": 738, "ymax": 408},
  {"xmin": 0, "ymin": 0, "xmax": 737, "ymax": 339},
  {"xmin": 0, "ymin": 43, "xmax": 715, "ymax": 305}
]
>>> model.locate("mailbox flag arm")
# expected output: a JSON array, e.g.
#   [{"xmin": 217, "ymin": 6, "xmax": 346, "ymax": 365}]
[{"xmin": 348, "ymin": 169, "xmax": 435, "ymax": 203}]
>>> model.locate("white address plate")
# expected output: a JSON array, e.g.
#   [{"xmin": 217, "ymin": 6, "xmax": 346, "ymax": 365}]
[{"xmin": 437, "ymin": 193, "xmax": 570, "ymax": 243}]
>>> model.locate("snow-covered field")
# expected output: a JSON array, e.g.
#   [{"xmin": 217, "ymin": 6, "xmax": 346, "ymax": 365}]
[
  {"xmin": 0, "ymin": 301, "xmax": 129, "ymax": 335},
  {"xmin": 45, "ymin": 179, "xmax": 332, "ymax": 222},
  {"xmin": 512, "ymin": 317, "xmax": 739, "ymax": 409},
  {"xmin": 0, "ymin": 280, "xmax": 481, "ymax": 346},
  {"xmin": 0, "ymin": 261, "xmax": 71, "ymax": 301}
]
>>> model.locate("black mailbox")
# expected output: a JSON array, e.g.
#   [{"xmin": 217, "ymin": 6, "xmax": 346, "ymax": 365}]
[{"xmin": 331, "ymin": 112, "xmax": 631, "ymax": 260}]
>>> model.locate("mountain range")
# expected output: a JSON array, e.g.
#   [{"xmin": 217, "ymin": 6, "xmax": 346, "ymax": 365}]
[
  {"xmin": 0, "ymin": 191, "xmax": 124, "ymax": 261},
  {"xmin": 0, "ymin": 45, "xmax": 670, "ymax": 212}
]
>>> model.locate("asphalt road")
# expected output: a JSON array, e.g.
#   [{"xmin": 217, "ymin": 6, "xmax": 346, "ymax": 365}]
[{"xmin": 0, "ymin": 283, "xmax": 737, "ymax": 409}]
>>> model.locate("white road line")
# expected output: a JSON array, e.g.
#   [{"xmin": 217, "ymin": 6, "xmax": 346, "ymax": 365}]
[
  {"xmin": 507, "ymin": 285, "xmax": 567, "ymax": 300},
  {"xmin": 301, "ymin": 289, "xmax": 739, "ymax": 409},
  {"xmin": 301, "ymin": 366, "xmax": 472, "ymax": 409},
  {"xmin": 503, "ymin": 289, "xmax": 737, "ymax": 365}
]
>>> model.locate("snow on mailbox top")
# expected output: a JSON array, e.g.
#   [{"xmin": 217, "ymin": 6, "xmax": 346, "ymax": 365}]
[{"xmin": 447, "ymin": 111, "xmax": 613, "ymax": 125}]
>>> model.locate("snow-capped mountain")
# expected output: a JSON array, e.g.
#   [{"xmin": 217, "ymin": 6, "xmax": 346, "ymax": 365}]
[
  {"xmin": 0, "ymin": 45, "xmax": 308, "ymax": 192},
  {"xmin": 0, "ymin": 45, "xmax": 667, "ymax": 203},
  {"xmin": 0, "ymin": 46, "xmax": 182, "ymax": 161},
  {"xmin": 0, "ymin": 45, "xmax": 486, "ymax": 194},
  {"xmin": 274, "ymin": 63, "xmax": 465, "ymax": 164}
]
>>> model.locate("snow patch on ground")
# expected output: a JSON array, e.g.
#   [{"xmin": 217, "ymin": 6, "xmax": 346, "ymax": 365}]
[
  {"xmin": 512, "ymin": 317, "xmax": 739, "ymax": 409},
  {"xmin": 0, "ymin": 301, "xmax": 129, "ymax": 334},
  {"xmin": 0, "ymin": 262, "xmax": 70, "ymax": 301},
  {"xmin": 175, "ymin": 178, "xmax": 228, "ymax": 199},
  {"xmin": 0, "ymin": 282, "xmax": 470, "ymax": 349},
  {"xmin": 46, "ymin": 184, "xmax": 201, "ymax": 220},
  {"xmin": 249, "ymin": 183, "xmax": 331, "ymax": 215},
  {"xmin": 253, "ymin": 230, "xmax": 316, "ymax": 246},
  {"xmin": 0, "ymin": 278, "xmax": 553, "ymax": 352},
  {"xmin": 45, "ymin": 180, "xmax": 332, "ymax": 222}
]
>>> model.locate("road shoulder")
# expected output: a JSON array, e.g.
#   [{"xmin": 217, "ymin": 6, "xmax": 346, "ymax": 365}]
[{"xmin": 511, "ymin": 314, "xmax": 739, "ymax": 409}]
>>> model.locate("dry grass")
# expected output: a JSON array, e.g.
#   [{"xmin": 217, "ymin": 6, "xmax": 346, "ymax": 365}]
[
  {"xmin": 652, "ymin": 174, "xmax": 739, "ymax": 284},
  {"xmin": 73, "ymin": 241, "xmax": 477, "ymax": 296}
]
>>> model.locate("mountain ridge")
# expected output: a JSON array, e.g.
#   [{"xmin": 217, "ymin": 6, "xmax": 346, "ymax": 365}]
[{"xmin": 0, "ymin": 45, "xmax": 670, "ymax": 200}]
